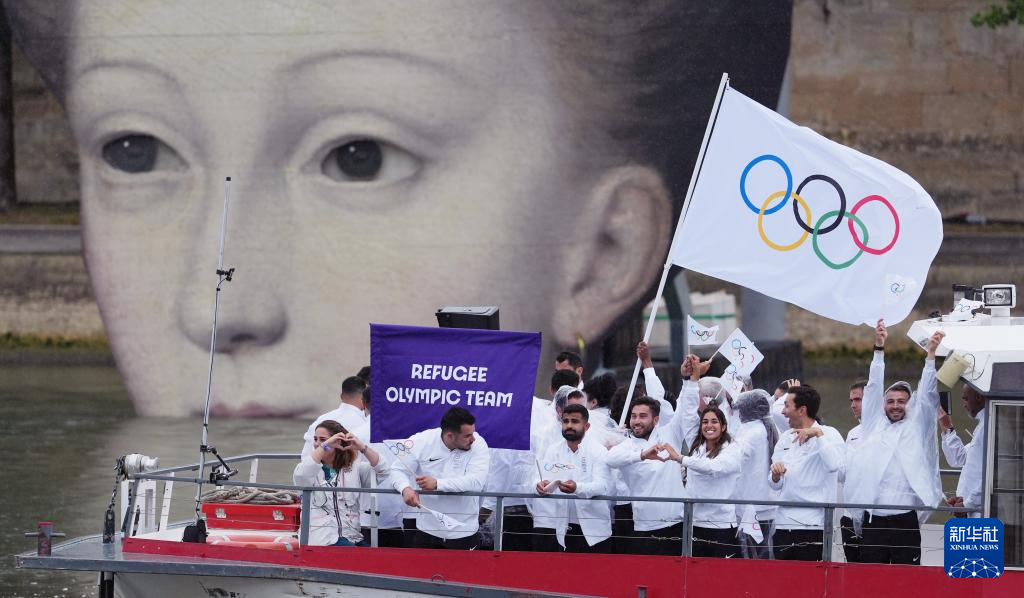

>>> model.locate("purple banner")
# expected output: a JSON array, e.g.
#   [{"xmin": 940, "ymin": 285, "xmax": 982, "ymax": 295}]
[{"xmin": 369, "ymin": 324, "xmax": 541, "ymax": 450}]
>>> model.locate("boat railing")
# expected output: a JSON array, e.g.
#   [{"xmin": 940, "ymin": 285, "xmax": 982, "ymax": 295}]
[{"xmin": 127, "ymin": 452, "xmax": 979, "ymax": 562}]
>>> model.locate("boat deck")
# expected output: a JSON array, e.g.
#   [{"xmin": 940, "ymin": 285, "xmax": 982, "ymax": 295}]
[
  {"xmin": 16, "ymin": 530, "xmax": 584, "ymax": 598},
  {"xmin": 17, "ymin": 528, "xmax": 1024, "ymax": 598}
]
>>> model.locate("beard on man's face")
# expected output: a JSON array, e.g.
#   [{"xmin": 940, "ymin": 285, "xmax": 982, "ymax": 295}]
[
  {"xmin": 632, "ymin": 422, "xmax": 654, "ymax": 439},
  {"xmin": 562, "ymin": 428, "xmax": 582, "ymax": 442}
]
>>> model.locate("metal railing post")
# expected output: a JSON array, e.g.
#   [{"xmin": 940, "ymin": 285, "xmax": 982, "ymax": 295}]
[
  {"xmin": 299, "ymin": 490, "xmax": 312, "ymax": 546},
  {"xmin": 681, "ymin": 502, "xmax": 694, "ymax": 557},
  {"xmin": 158, "ymin": 472, "xmax": 174, "ymax": 532},
  {"xmin": 821, "ymin": 506, "xmax": 835, "ymax": 562},
  {"xmin": 248, "ymin": 459, "xmax": 260, "ymax": 483},
  {"xmin": 493, "ymin": 496, "xmax": 505, "ymax": 552},
  {"xmin": 370, "ymin": 491, "xmax": 379, "ymax": 548}
]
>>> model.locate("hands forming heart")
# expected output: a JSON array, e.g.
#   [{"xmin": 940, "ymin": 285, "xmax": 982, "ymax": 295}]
[{"xmin": 640, "ymin": 443, "xmax": 682, "ymax": 463}]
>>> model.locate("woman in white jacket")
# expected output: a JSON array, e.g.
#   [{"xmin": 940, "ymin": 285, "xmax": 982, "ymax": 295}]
[
  {"xmin": 293, "ymin": 419, "xmax": 388, "ymax": 547},
  {"xmin": 662, "ymin": 406, "xmax": 742, "ymax": 558}
]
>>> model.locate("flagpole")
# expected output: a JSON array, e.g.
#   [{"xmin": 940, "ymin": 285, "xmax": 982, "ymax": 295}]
[{"xmin": 618, "ymin": 73, "xmax": 730, "ymax": 428}]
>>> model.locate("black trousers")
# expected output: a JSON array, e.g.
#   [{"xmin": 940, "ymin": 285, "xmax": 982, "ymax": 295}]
[
  {"xmin": 631, "ymin": 523, "xmax": 684, "ymax": 556},
  {"xmin": 692, "ymin": 526, "xmax": 739, "ymax": 558},
  {"xmin": 533, "ymin": 525, "xmax": 612, "ymax": 553},
  {"xmin": 377, "ymin": 527, "xmax": 406, "ymax": 548},
  {"xmin": 410, "ymin": 529, "xmax": 481, "ymax": 550},
  {"xmin": 839, "ymin": 515, "xmax": 862, "ymax": 563},
  {"xmin": 531, "ymin": 526, "xmax": 561, "ymax": 552},
  {"xmin": 612, "ymin": 503, "xmax": 636, "ymax": 554},
  {"xmin": 773, "ymin": 528, "xmax": 824, "ymax": 561},
  {"xmin": 860, "ymin": 510, "xmax": 921, "ymax": 565},
  {"xmin": 496, "ymin": 506, "xmax": 534, "ymax": 552},
  {"xmin": 378, "ymin": 518, "xmax": 418, "ymax": 548}
]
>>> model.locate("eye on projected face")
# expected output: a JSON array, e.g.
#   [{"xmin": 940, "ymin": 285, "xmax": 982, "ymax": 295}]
[
  {"xmin": 99, "ymin": 133, "xmax": 418, "ymax": 185},
  {"xmin": 102, "ymin": 134, "xmax": 185, "ymax": 174}
]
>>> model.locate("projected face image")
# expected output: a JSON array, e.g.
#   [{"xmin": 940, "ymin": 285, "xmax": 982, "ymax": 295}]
[
  {"xmin": 6, "ymin": 1, "xmax": 791, "ymax": 416},
  {"xmin": 57, "ymin": 0, "xmax": 677, "ymax": 416}
]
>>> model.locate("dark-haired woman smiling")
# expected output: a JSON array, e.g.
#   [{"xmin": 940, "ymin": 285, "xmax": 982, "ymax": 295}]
[{"xmin": 661, "ymin": 406, "xmax": 742, "ymax": 558}]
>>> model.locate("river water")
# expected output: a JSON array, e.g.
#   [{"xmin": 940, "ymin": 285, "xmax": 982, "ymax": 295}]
[{"xmin": 1, "ymin": 361, "xmax": 940, "ymax": 597}]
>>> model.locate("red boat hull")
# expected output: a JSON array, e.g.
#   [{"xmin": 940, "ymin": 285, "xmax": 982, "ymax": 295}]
[{"xmin": 125, "ymin": 537, "xmax": 1024, "ymax": 597}]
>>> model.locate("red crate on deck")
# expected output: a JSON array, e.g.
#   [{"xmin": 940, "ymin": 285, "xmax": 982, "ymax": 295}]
[{"xmin": 201, "ymin": 502, "xmax": 301, "ymax": 531}]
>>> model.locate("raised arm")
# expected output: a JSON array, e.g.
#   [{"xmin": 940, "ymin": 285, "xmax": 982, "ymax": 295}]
[
  {"xmin": 636, "ymin": 341, "xmax": 676, "ymax": 426},
  {"xmin": 665, "ymin": 381, "xmax": 700, "ymax": 449},
  {"xmin": 661, "ymin": 354, "xmax": 705, "ymax": 449},
  {"xmin": 863, "ymin": 319, "xmax": 887, "ymax": 430},
  {"xmin": 344, "ymin": 432, "xmax": 385, "ymax": 475},
  {"xmin": 911, "ymin": 331, "xmax": 944, "ymax": 435},
  {"xmin": 638, "ymin": 342, "xmax": 664, "ymax": 401}
]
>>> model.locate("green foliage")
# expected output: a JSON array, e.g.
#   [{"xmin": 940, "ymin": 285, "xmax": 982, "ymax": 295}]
[{"xmin": 971, "ymin": 0, "xmax": 1024, "ymax": 29}]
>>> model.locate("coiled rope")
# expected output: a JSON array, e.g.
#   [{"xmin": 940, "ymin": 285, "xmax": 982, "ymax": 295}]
[{"xmin": 201, "ymin": 486, "xmax": 299, "ymax": 505}]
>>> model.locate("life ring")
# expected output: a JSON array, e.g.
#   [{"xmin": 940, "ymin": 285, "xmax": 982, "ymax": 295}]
[{"xmin": 207, "ymin": 533, "xmax": 299, "ymax": 551}]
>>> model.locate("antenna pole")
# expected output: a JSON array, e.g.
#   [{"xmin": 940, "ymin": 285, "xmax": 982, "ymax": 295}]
[{"xmin": 189, "ymin": 177, "xmax": 237, "ymax": 535}]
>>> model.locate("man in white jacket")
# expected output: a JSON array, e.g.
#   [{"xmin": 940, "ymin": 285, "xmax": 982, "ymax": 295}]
[
  {"xmin": 940, "ymin": 385, "xmax": 988, "ymax": 518},
  {"xmin": 606, "ymin": 388, "xmax": 699, "ymax": 555},
  {"xmin": 390, "ymin": 407, "xmax": 491, "ymax": 549},
  {"xmin": 529, "ymin": 403, "xmax": 612, "ymax": 552},
  {"xmin": 530, "ymin": 370, "xmax": 582, "ymax": 457},
  {"xmin": 769, "ymin": 384, "xmax": 846, "ymax": 561},
  {"xmin": 845, "ymin": 321, "xmax": 945, "ymax": 565},
  {"xmin": 838, "ymin": 379, "xmax": 866, "ymax": 563}
]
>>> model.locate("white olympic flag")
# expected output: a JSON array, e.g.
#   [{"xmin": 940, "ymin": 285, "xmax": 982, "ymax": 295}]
[
  {"xmin": 686, "ymin": 314, "xmax": 720, "ymax": 346},
  {"xmin": 670, "ymin": 86, "xmax": 942, "ymax": 326},
  {"xmin": 719, "ymin": 327, "xmax": 763, "ymax": 377}
]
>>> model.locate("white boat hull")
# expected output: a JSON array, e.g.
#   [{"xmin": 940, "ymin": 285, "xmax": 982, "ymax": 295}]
[{"xmin": 114, "ymin": 572, "xmax": 436, "ymax": 598}]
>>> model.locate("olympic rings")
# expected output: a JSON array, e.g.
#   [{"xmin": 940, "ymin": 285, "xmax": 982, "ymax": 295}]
[
  {"xmin": 690, "ymin": 325, "xmax": 714, "ymax": 341},
  {"xmin": 741, "ymin": 154, "xmax": 792, "ymax": 215},
  {"xmin": 740, "ymin": 155, "xmax": 900, "ymax": 270},
  {"xmin": 849, "ymin": 195, "xmax": 900, "ymax": 255},
  {"xmin": 758, "ymin": 191, "xmax": 811, "ymax": 251},
  {"xmin": 387, "ymin": 439, "xmax": 414, "ymax": 455},
  {"xmin": 813, "ymin": 210, "xmax": 867, "ymax": 270},
  {"xmin": 729, "ymin": 339, "xmax": 750, "ymax": 362},
  {"xmin": 794, "ymin": 175, "xmax": 846, "ymax": 234},
  {"xmin": 544, "ymin": 463, "xmax": 575, "ymax": 471}
]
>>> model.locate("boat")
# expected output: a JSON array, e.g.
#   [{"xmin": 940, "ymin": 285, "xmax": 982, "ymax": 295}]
[
  {"xmin": 16, "ymin": 285, "xmax": 1024, "ymax": 596},
  {"xmin": 15, "ymin": 447, "xmax": 1023, "ymax": 598}
]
